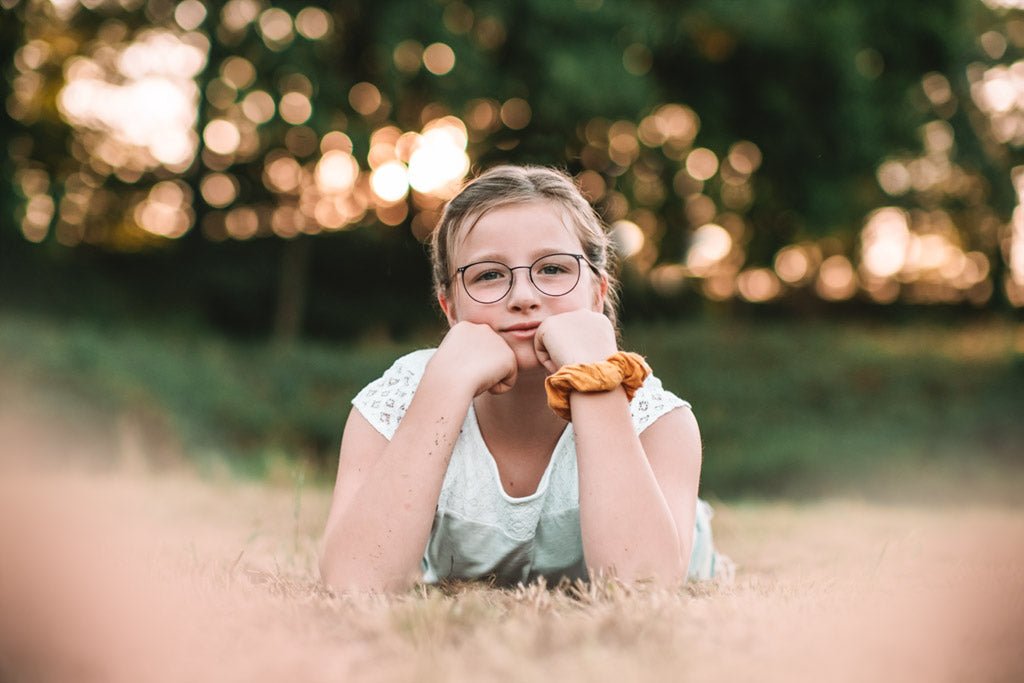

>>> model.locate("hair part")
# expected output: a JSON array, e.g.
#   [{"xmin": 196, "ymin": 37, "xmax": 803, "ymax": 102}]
[{"xmin": 429, "ymin": 165, "xmax": 621, "ymax": 327}]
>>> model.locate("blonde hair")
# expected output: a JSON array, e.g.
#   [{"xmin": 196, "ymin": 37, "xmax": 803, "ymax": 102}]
[{"xmin": 430, "ymin": 165, "xmax": 621, "ymax": 327}]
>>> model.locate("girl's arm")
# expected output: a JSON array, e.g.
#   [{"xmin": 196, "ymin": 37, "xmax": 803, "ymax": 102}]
[
  {"xmin": 572, "ymin": 393, "xmax": 700, "ymax": 583},
  {"xmin": 536, "ymin": 310, "xmax": 701, "ymax": 583},
  {"xmin": 319, "ymin": 322, "xmax": 517, "ymax": 593}
]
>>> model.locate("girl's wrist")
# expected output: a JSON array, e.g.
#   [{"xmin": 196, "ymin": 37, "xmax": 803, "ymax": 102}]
[
  {"xmin": 423, "ymin": 353, "xmax": 481, "ymax": 403},
  {"xmin": 544, "ymin": 352, "xmax": 651, "ymax": 420},
  {"xmin": 548, "ymin": 342, "xmax": 619, "ymax": 368}
]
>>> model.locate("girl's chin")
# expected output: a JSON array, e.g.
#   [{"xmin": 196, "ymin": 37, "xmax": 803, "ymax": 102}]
[{"xmin": 513, "ymin": 348, "xmax": 545, "ymax": 373}]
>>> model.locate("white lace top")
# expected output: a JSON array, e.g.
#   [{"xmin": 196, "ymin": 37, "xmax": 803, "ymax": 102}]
[{"xmin": 351, "ymin": 348, "xmax": 717, "ymax": 586}]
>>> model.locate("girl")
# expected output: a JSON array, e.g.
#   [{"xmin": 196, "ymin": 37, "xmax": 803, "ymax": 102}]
[{"xmin": 320, "ymin": 165, "xmax": 725, "ymax": 593}]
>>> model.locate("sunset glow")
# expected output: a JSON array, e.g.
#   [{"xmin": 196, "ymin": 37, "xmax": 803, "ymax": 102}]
[{"xmin": 57, "ymin": 30, "xmax": 206, "ymax": 172}]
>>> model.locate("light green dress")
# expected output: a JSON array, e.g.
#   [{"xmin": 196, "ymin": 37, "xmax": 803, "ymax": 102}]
[{"xmin": 351, "ymin": 349, "xmax": 725, "ymax": 587}]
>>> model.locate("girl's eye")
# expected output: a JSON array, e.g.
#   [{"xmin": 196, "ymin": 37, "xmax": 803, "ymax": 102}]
[
  {"xmin": 473, "ymin": 269, "xmax": 507, "ymax": 283},
  {"xmin": 538, "ymin": 264, "xmax": 568, "ymax": 275}
]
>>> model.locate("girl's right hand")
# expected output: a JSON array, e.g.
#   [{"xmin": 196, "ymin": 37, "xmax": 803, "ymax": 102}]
[{"xmin": 430, "ymin": 321, "xmax": 518, "ymax": 397}]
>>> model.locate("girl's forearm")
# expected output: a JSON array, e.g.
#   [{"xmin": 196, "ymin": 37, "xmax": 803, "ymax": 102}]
[
  {"xmin": 320, "ymin": 372, "xmax": 474, "ymax": 593},
  {"xmin": 570, "ymin": 390, "xmax": 686, "ymax": 583}
]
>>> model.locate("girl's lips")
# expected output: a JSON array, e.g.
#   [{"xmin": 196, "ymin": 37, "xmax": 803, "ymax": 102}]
[
  {"xmin": 502, "ymin": 322, "xmax": 541, "ymax": 332},
  {"xmin": 501, "ymin": 322, "xmax": 540, "ymax": 338}
]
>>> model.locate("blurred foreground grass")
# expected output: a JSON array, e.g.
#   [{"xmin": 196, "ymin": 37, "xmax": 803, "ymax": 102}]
[
  {"xmin": 1, "ymin": 467, "xmax": 1022, "ymax": 682},
  {"xmin": 1, "ymin": 311, "xmax": 1021, "ymax": 499}
]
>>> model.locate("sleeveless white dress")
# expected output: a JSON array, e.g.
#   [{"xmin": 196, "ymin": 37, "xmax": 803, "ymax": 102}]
[{"xmin": 351, "ymin": 349, "xmax": 724, "ymax": 586}]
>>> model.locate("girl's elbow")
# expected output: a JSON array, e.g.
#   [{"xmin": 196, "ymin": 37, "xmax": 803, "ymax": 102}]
[{"xmin": 319, "ymin": 554, "xmax": 417, "ymax": 595}]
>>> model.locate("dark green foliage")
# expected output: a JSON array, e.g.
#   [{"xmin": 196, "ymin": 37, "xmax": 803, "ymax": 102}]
[
  {"xmin": 3, "ymin": 312, "xmax": 1020, "ymax": 496},
  {"xmin": 5, "ymin": 0, "xmax": 1016, "ymax": 339},
  {"xmin": 629, "ymin": 317, "xmax": 1024, "ymax": 498}
]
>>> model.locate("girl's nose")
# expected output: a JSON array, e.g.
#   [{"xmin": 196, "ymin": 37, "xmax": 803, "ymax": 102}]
[{"xmin": 505, "ymin": 270, "xmax": 541, "ymax": 309}]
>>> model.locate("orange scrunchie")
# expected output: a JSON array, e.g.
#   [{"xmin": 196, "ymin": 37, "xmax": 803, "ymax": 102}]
[{"xmin": 544, "ymin": 351, "xmax": 651, "ymax": 421}]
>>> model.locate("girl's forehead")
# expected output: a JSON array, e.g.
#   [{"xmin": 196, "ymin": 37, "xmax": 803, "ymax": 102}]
[{"xmin": 454, "ymin": 200, "xmax": 580, "ymax": 253}]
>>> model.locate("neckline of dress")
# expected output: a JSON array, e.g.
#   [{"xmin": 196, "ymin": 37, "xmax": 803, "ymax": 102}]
[{"xmin": 466, "ymin": 403, "xmax": 571, "ymax": 504}]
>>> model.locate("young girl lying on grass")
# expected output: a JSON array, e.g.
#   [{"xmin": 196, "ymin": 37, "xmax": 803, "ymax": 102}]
[{"xmin": 320, "ymin": 165, "xmax": 727, "ymax": 593}]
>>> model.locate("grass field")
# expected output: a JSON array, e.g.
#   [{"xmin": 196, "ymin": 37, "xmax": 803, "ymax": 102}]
[{"xmin": 1, "ymin": 313, "xmax": 1022, "ymax": 681}]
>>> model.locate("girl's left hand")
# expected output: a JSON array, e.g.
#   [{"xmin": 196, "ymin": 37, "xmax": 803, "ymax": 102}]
[{"xmin": 534, "ymin": 310, "xmax": 618, "ymax": 373}]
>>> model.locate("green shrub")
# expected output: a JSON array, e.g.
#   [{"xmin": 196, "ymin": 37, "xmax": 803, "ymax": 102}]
[{"xmin": 2, "ymin": 313, "xmax": 1020, "ymax": 496}]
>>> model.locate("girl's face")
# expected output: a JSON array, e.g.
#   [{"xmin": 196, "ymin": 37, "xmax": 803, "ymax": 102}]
[{"xmin": 439, "ymin": 201, "xmax": 607, "ymax": 371}]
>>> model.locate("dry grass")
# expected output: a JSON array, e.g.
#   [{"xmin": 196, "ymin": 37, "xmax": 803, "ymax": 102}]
[{"xmin": 1, "ymin": 410, "xmax": 1023, "ymax": 683}]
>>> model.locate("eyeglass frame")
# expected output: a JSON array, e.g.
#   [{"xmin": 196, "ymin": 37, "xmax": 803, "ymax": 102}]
[{"xmin": 448, "ymin": 252, "xmax": 601, "ymax": 304}]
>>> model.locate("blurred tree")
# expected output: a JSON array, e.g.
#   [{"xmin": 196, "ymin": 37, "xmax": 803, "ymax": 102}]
[{"xmin": 2, "ymin": 0, "xmax": 1021, "ymax": 340}]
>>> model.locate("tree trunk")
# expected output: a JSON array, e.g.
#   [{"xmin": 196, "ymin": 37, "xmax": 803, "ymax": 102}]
[{"xmin": 273, "ymin": 237, "xmax": 311, "ymax": 345}]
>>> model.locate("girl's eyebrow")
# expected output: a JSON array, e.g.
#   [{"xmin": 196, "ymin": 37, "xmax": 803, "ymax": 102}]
[{"xmin": 462, "ymin": 247, "xmax": 580, "ymax": 263}]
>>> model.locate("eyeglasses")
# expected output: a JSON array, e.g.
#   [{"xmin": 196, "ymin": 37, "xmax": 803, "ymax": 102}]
[{"xmin": 452, "ymin": 252, "xmax": 598, "ymax": 304}]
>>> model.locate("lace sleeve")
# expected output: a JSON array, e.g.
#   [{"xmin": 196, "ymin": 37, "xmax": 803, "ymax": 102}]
[
  {"xmin": 350, "ymin": 349, "xmax": 436, "ymax": 440},
  {"xmin": 629, "ymin": 373, "xmax": 691, "ymax": 433}
]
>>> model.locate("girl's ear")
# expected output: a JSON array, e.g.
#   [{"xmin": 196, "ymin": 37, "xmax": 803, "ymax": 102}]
[
  {"xmin": 438, "ymin": 290, "xmax": 458, "ymax": 326},
  {"xmin": 592, "ymin": 273, "xmax": 609, "ymax": 312}
]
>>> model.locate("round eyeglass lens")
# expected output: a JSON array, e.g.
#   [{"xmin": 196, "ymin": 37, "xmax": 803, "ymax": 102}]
[
  {"xmin": 529, "ymin": 253, "xmax": 582, "ymax": 296},
  {"xmin": 462, "ymin": 262, "xmax": 512, "ymax": 303}
]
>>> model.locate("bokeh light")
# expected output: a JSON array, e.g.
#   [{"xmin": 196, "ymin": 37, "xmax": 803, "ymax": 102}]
[
  {"xmin": 295, "ymin": 7, "xmax": 332, "ymax": 40},
  {"xmin": 407, "ymin": 117, "xmax": 470, "ymax": 198},
  {"xmin": 200, "ymin": 173, "xmax": 239, "ymax": 208},
  {"xmin": 816, "ymin": 255, "xmax": 857, "ymax": 301},
  {"xmin": 134, "ymin": 181, "xmax": 193, "ymax": 239},
  {"xmin": 279, "ymin": 92, "xmax": 312, "ymax": 125},
  {"xmin": 393, "ymin": 41, "xmax": 423, "ymax": 73},
  {"xmin": 315, "ymin": 150, "xmax": 359, "ymax": 194},
  {"xmin": 610, "ymin": 220, "xmax": 645, "ymax": 258},
  {"xmin": 623, "ymin": 43, "xmax": 653, "ymax": 76},
  {"xmin": 203, "ymin": 119, "xmax": 241, "ymax": 156},
  {"xmin": 264, "ymin": 154, "xmax": 303, "ymax": 193},
  {"xmin": 685, "ymin": 194, "xmax": 716, "ymax": 227},
  {"xmin": 443, "ymin": 3, "xmax": 474, "ymax": 34},
  {"xmin": 576, "ymin": 170, "xmax": 607, "ymax": 202},
  {"xmin": 969, "ymin": 59, "xmax": 1024, "ymax": 147},
  {"xmin": 649, "ymin": 264, "xmax": 689, "ymax": 296},
  {"xmin": 474, "ymin": 16, "xmax": 507, "ymax": 50},
  {"xmin": 225, "ymin": 206, "xmax": 259, "ymax": 239},
  {"xmin": 861, "ymin": 208, "xmax": 911, "ymax": 278},
  {"xmin": 56, "ymin": 29, "xmax": 206, "ymax": 172},
  {"xmin": 686, "ymin": 148, "xmax": 719, "ymax": 181},
  {"xmin": 876, "ymin": 160, "xmax": 912, "ymax": 196},
  {"xmin": 21, "ymin": 194, "xmax": 54, "ymax": 243},
  {"xmin": 500, "ymin": 98, "xmax": 532, "ymax": 130},
  {"xmin": 608, "ymin": 121, "xmax": 639, "ymax": 167},
  {"xmin": 321, "ymin": 131, "xmax": 354, "ymax": 154},
  {"xmin": 221, "ymin": 0, "xmax": 260, "ymax": 32},
  {"xmin": 1007, "ymin": 168, "xmax": 1024, "ymax": 305},
  {"xmin": 686, "ymin": 223, "xmax": 733, "ymax": 276},
  {"xmin": 737, "ymin": 268, "xmax": 782, "ymax": 303},
  {"xmin": 349, "ymin": 82, "xmax": 382, "ymax": 116},
  {"xmin": 258, "ymin": 8, "xmax": 294, "ymax": 49},
  {"xmin": 727, "ymin": 141, "xmax": 762, "ymax": 175},
  {"xmin": 241, "ymin": 91, "xmax": 275, "ymax": 124},
  {"xmin": 221, "ymin": 57, "xmax": 255, "ymax": 90},
  {"xmin": 774, "ymin": 244, "xmax": 818, "ymax": 285},
  {"xmin": 174, "ymin": 0, "xmax": 207, "ymax": 31},
  {"xmin": 370, "ymin": 161, "xmax": 410, "ymax": 204},
  {"xmin": 423, "ymin": 43, "xmax": 456, "ymax": 75}
]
